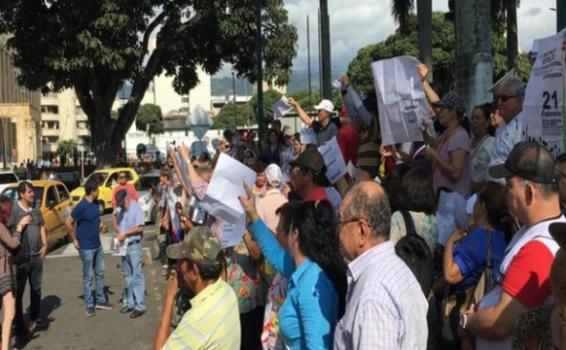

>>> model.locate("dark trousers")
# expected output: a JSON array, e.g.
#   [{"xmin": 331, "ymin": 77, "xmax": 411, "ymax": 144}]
[
  {"xmin": 240, "ymin": 306, "xmax": 264, "ymax": 350},
  {"xmin": 15, "ymin": 256, "xmax": 43, "ymax": 338}
]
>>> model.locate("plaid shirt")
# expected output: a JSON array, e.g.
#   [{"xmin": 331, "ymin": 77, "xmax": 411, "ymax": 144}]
[{"xmin": 333, "ymin": 242, "xmax": 429, "ymax": 350}]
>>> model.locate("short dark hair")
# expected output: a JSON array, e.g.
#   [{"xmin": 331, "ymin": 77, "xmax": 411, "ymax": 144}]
[
  {"xmin": 345, "ymin": 183, "xmax": 392, "ymax": 239},
  {"xmin": 556, "ymin": 152, "xmax": 566, "ymax": 165},
  {"xmin": 275, "ymin": 201, "xmax": 303, "ymax": 234},
  {"xmin": 477, "ymin": 181, "xmax": 513, "ymax": 240},
  {"xmin": 84, "ymin": 179, "xmax": 99, "ymax": 196},
  {"xmin": 18, "ymin": 181, "xmax": 33, "ymax": 197},
  {"xmin": 399, "ymin": 168, "xmax": 436, "ymax": 215}
]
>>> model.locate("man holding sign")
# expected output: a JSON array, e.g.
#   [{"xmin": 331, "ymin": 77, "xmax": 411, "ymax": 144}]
[{"xmin": 287, "ymin": 97, "xmax": 338, "ymax": 145}]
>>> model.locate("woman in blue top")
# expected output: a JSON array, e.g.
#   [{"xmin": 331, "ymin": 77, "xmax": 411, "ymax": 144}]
[
  {"xmin": 240, "ymin": 185, "xmax": 346, "ymax": 350},
  {"xmin": 443, "ymin": 181, "xmax": 511, "ymax": 293}
]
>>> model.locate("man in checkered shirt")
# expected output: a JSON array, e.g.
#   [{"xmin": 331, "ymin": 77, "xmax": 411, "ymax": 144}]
[{"xmin": 334, "ymin": 181, "xmax": 428, "ymax": 349}]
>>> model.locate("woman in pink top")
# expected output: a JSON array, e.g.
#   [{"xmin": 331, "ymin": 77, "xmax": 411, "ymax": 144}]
[{"xmin": 423, "ymin": 92, "xmax": 472, "ymax": 199}]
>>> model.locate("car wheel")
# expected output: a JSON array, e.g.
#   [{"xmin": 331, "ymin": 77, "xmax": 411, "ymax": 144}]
[{"xmin": 98, "ymin": 201, "xmax": 105, "ymax": 215}]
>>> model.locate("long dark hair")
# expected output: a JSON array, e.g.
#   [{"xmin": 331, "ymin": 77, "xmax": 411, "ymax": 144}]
[
  {"xmin": 291, "ymin": 200, "xmax": 347, "ymax": 317},
  {"xmin": 0, "ymin": 196, "xmax": 12, "ymax": 225},
  {"xmin": 473, "ymin": 103, "xmax": 496, "ymax": 136},
  {"xmin": 477, "ymin": 181, "xmax": 514, "ymax": 241}
]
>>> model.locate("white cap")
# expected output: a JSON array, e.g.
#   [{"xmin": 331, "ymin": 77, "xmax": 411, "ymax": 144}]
[
  {"xmin": 265, "ymin": 164, "xmax": 283, "ymax": 188},
  {"xmin": 299, "ymin": 128, "xmax": 317, "ymax": 145},
  {"xmin": 314, "ymin": 99, "xmax": 334, "ymax": 113}
]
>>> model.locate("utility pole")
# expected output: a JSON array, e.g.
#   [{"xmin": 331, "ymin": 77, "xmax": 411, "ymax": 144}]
[
  {"xmin": 319, "ymin": 0, "xmax": 331, "ymax": 99},
  {"xmin": 232, "ymin": 72, "xmax": 237, "ymax": 129},
  {"xmin": 307, "ymin": 15, "xmax": 313, "ymax": 112},
  {"xmin": 255, "ymin": 0, "xmax": 265, "ymax": 137},
  {"xmin": 558, "ymin": 0, "xmax": 566, "ymax": 32}
]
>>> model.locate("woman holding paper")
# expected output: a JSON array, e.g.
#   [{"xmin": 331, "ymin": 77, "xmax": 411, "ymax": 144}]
[
  {"xmin": 240, "ymin": 187, "xmax": 346, "ymax": 350},
  {"xmin": 421, "ymin": 92, "xmax": 472, "ymax": 247}
]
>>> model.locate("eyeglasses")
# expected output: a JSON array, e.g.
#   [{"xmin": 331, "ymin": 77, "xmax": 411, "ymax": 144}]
[
  {"xmin": 496, "ymin": 94, "xmax": 517, "ymax": 103},
  {"xmin": 337, "ymin": 217, "xmax": 361, "ymax": 230}
]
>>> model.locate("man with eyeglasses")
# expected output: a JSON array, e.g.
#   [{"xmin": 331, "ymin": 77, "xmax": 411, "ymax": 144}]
[
  {"xmin": 111, "ymin": 171, "xmax": 139, "ymax": 208},
  {"xmin": 489, "ymin": 77, "xmax": 526, "ymax": 170}
]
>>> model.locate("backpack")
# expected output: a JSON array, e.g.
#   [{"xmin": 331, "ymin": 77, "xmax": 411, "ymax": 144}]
[{"xmin": 395, "ymin": 210, "xmax": 434, "ymax": 296}]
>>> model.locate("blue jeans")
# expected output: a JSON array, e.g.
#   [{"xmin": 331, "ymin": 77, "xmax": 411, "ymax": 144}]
[
  {"xmin": 122, "ymin": 242, "xmax": 145, "ymax": 311},
  {"xmin": 79, "ymin": 246, "xmax": 106, "ymax": 310}
]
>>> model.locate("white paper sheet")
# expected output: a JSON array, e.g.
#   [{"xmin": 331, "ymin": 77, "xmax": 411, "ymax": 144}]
[
  {"xmin": 271, "ymin": 96, "xmax": 293, "ymax": 119},
  {"xmin": 317, "ymin": 137, "xmax": 347, "ymax": 184}
]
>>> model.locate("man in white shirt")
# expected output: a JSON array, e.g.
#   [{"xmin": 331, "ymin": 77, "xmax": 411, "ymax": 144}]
[
  {"xmin": 334, "ymin": 181, "xmax": 428, "ymax": 349},
  {"xmin": 489, "ymin": 77, "xmax": 526, "ymax": 168}
]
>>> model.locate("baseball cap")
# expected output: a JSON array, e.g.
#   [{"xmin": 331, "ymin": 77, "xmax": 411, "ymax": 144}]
[
  {"xmin": 166, "ymin": 226, "xmax": 222, "ymax": 267},
  {"xmin": 265, "ymin": 164, "xmax": 283, "ymax": 187},
  {"xmin": 115, "ymin": 189, "xmax": 128, "ymax": 207},
  {"xmin": 314, "ymin": 99, "xmax": 335, "ymax": 113},
  {"xmin": 290, "ymin": 147, "xmax": 325, "ymax": 174},
  {"xmin": 488, "ymin": 142, "xmax": 557, "ymax": 185},
  {"xmin": 432, "ymin": 92, "xmax": 465, "ymax": 116},
  {"xmin": 299, "ymin": 128, "xmax": 317, "ymax": 145}
]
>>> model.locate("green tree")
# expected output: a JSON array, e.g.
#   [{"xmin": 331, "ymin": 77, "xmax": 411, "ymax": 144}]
[
  {"xmin": 56, "ymin": 140, "xmax": 77, "ymax": 166},
  {"xmin": 0, "ymin": 0, "xmax": 297, "ymax": 165},
  {"xmin": 212, "ymin": 102, "xmax": 254, "ymax": 130},
  {"xmin": 135, "ymin": 103, "xmax": 164, "ymax": 136},
  {"xmin": 348, "ymin": 12, "xmax": 531, "ymax": 97}
]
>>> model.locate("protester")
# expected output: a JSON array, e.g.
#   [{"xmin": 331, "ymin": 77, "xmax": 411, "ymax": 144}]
[
  {"xmin": 240, "ymin": 187, "xmax": 346, "ymax": 349},
  {"xmin": 279, "ymin": 128, "xmax": 297, "ymax": 183},
  {"xmin": 470, "ymin": 103, "xmax": 496, "ymax": 192},
  {"xmin": 289, "ymin": 147, "xmax": 329, "ymax": 202},
  {"xmin": 513, "ymin": 221, "xmax": 566, "ymax": 349},
  {"xmin": 115, "ymin": 189, "xmax": 146, "ymax": 318},
  {"xmin": 287, "ymin": 97, "xmax": 338, "ymax": 145},
  {"xmin": 555, "ymin": 153, "xmax": 566, "ymax": 210},
  {"xmin": 253, "ymin": 162, "xmax": 268, "ymax": 197},
  {"xmin": 153, "ymin": 226, "xmax": 240, "ymax": 350},
  {"xmin": 66, "ymin": 180, "xmax": 113, "ymax": 317},
  {"xmin": 334, "ymin": 181, "xmax": 428, "ymax": 349},
  {"xmin": 335, "ymin": 91, "xmax": 359, "ymax": 165},
  {"xmin": 111, "ymin": 171, "xmax": 139, "ymax": 207},
  {"xmin": 488, "ymin": 77, "xmax": 525, "ymax": 168},
  {"xmin": 441, "ymin": 181, "xmax": 509, "ymax": 347},
  {"xmin": 389, "ymin": 167, "xmax": 438, "ymax": 252},
  {"xmin": 261, "ymin": 129, "xmax": 283, "ymax": 165},
  {"xmin": 462, "ymin": 142, "xmax": 564, "ymax": 349},
  {"xmin": 422, "ymin": 92, "xmax": 471, "ymax": 246},
  {"xmin": 0, "ymin": 197, "xmax": 29, "ymax": 350},
  {"xmin": 256, "ymin": 164, "xmax": 288, "ymax": 233},
  {"xmin": 260, "ymin": 201, "xmax": 301, "ymax": 350},
  {"xmin": 8, "ymin": 181, "xmax": 47, "ymax": 346}
]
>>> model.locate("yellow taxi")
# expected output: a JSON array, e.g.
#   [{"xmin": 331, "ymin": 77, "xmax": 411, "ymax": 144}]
[
  {"xmin": 0, "ymin": 180, "xmax": 73, "ymax": 248},
  {"xmin": 70, "ymin": 167, "xmax": 139, "ymax": 213}
]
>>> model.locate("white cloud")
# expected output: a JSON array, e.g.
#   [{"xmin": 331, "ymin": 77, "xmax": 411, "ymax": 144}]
[{"xmin": 284, "ymin": 0, "xmax": 558, "ymax": 74}]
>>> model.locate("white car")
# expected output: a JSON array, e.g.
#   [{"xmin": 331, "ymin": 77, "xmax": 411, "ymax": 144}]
[
  {"xmin": 0, "ymin": 171, "xmax": 20, "ymax": 195},
  {"xmin": 135, "ymin": 171, "xmax": 161, "ymax": 223}
]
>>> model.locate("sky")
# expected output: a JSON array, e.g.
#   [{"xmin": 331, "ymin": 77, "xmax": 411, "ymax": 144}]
[{"xmin": 282, "ymin": 0, "xmax": 559, "ymax": 75}]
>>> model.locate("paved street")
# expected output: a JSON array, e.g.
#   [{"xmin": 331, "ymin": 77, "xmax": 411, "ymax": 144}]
[{"xmin": 16, "ymin": 214, "xmax": 165, "ymax": 350}]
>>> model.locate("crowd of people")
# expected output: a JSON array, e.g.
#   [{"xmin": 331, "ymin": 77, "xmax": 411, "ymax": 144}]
[
  {"xmin": 0, "ymin": 63, "xmax": 564, "ymax": 350},
  {"xmin": 138, "ymin": 64, "xmax": 566, "ymax": 349}
]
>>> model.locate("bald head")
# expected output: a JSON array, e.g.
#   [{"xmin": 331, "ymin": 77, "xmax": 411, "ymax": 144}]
[{"xmin": 342, "ymin": 181, "xmax": 391, "ymax": 239}]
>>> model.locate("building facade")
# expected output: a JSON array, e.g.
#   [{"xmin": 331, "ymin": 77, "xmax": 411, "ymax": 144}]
[{"xmin": 0, "ymin": 42, "xmax": 41, "ymax": 168}]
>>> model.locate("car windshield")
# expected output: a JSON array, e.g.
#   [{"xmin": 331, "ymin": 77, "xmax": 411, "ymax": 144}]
[
  {"xmin": 84, "ymin": 172, "xmax": 108, "ymax": 186},
  {"xmin": 0, "ymin": 187, "xmax": 43, "ymax": 209},
  {"xmin": 0, "ymin": 173, "xmax": 18, "ymax": 184}
]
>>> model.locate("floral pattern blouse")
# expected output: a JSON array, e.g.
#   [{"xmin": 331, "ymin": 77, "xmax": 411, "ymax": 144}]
[
  {"xmin": 225, "ymin": 239, "xmax": 266, "ymax": 314},
  {"xmin": 390, "ymin": 211, "xmax": 438, "ymax": 253},
  {"xmin": 261, "ymin": 274, "xmax": 288, "ymax": 350}
]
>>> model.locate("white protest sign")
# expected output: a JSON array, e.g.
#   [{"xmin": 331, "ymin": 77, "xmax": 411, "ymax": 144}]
[
  {"xmin": 271, "ymin": 96, "xmax": 293, "ymax": 119},
  {"xmin": 371, "ymin": 56, "xmax": 429, "ymax": 146},
  {"xmin": 523, "ymin": 31, "xmax": 566, "ymax": 156},
  {"xmin": 318, "ymin": 137, "xmax": 347, "ymax": 184}
]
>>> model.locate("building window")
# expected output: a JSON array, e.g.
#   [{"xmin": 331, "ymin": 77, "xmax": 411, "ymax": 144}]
[
  {"xmin": 77, "ymin": 121, "xmax": 89, "ymax": 130},
  {"xmin": 45, "ymin": 121, "xmax": 59, "ymax": 130},
  {"xmin": 41, "ymin": 105, "xmax": 59, "ymax": 114}
]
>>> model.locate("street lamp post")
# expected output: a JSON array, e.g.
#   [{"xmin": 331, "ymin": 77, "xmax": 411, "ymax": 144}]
[
  {"xmin": 232, "ymin": 72, "xmax": 237, "ymax": 129},
  {"xmin": 255, "ymin": 0, "xmax": 265, "ymax": 138}
]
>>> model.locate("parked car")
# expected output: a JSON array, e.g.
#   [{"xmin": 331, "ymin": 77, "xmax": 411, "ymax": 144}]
[
  {"xmin": 53, "ymin": 171, "xmax": 81, "ymax": 192},
  {"xmin": 0, "ymin": 171, "xmax": 19, "ymax": 194},
  {"xmin": 0, "ymin": 180, "xmax": 73, "ymax": 250},
  {"xmin": 135, "ymin": 170, "xmax": 161, "ymax": 223},
  {"xmin": 70, "ymin": 167, "xmax": 139, "ymax": 214}
]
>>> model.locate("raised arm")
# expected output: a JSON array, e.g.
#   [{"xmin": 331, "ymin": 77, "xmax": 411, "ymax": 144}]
[
  {"xmin": 339, "ymin": 75, "xmax": 372, "ymax": 127},
  {"xmin": 418, "ymin": 64, "xmax": 440, "ymax": 115},
  {"xmin": 287, "ymin": 97, "xmax": 314, "ymax": 126}
]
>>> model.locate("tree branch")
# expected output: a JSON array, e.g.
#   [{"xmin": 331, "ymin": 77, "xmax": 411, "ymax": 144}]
[{"xmin": 142, "ymin": 11, "xmax": 168, "ymax": 55}]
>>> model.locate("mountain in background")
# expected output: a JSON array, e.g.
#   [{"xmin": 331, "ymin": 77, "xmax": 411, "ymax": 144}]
[{"xmin": 212, "ymin": 69, "xmax": 323, "ymax": 96}]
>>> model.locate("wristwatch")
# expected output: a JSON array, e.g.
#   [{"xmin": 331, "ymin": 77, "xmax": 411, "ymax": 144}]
[{"xmin": 459, "ymin": 314, "xmax": 468, "ymax": 329}]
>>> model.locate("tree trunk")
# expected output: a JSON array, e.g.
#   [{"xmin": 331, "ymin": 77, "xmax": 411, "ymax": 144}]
[
  {"xmin": 454, "ymin": 0, "xmax": 493, "ymax": 114},
  {"xmin": 506, "ymin": 0, "xmax": 518, "ymax": 69},
  {"xmin": 417, "ymin": 0, "xmax": 433, "ymax": 82}
]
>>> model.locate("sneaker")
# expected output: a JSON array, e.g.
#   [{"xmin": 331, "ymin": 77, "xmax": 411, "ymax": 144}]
[
  {"xmin": 85, "ymin": 307, "xmax": 95, "ymax": 317},
  {"xmin": 120, "ymin": 306, "xmax": 133, "ymax": 314},
  {"xmin": 96, "ymin": 301, "xmax": 114, "ymax": 310}
]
